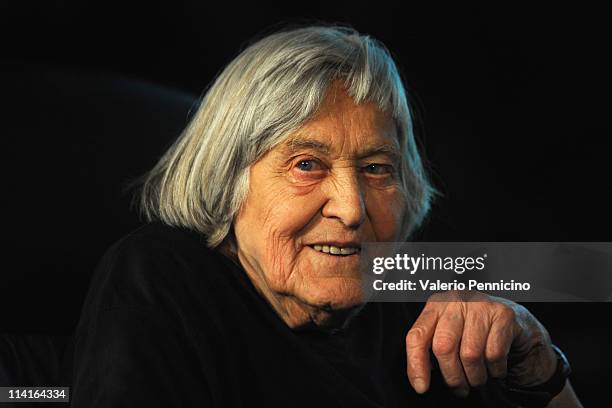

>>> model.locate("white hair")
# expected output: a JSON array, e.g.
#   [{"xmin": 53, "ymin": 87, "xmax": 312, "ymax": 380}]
[{"xmin": 129, "ymin": 24, "xmax": 437, "ymax": 254}]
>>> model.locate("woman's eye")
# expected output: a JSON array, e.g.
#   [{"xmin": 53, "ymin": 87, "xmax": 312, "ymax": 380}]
[
  {"xmin": 296, "ymin": 160, "xmax": 320, "ymax": 172},
  {"xmin": 363, "ymin": 163, "xmax": 393, "ymax": 175}
]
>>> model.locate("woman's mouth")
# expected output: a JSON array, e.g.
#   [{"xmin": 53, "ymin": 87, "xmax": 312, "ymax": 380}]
[{"xmin": 308, "ymin": 244, "xmax": 361, "ymax": 256}]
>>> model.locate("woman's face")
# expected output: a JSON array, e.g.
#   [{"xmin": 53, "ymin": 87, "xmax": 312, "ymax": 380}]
[{"xmin": 233, "ymin": 82, "xmax": 407, "ymax": 328}]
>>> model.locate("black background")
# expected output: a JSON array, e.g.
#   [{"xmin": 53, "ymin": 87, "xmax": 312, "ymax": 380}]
[{"xmin": 1, "ymin": 1, "xmax": 610, "ymax": 404}]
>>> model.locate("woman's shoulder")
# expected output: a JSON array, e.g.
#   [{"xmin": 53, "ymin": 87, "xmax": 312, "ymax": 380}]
[
  {"xmin": 97, "ymin": 221, "xmax": 221, "ymax": 281},
  {"xmin": 76, "ymin": 222, "xmax": 232, "ymax": 329}
]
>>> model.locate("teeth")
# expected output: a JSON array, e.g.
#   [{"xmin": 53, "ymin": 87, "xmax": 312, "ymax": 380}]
[{"xmin": 310, "ymin": 245, "xmax": 359, "ymax": 255}]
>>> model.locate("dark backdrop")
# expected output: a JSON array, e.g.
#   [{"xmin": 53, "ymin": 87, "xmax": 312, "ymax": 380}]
[{"xmin": 1, "ymin": 2, "xmax": 610, "ymax": 404}]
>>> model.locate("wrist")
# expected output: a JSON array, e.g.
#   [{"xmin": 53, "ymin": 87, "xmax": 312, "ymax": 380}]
[{"xmin": 491, "ymin": 344, "xmax": 572, "ymax": 408}]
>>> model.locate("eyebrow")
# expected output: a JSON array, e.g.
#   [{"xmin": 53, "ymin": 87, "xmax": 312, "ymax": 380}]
[
  {"xmin": 286, "ymin": 138, "xmax": 331, "ymax": 155},
  {"xmin": 357, "ymin": 145, "xmax": 402, "ymax": 163},
  {"xmin": 285, "ymin": 137, "xmax": 402, "ymax": 163}
]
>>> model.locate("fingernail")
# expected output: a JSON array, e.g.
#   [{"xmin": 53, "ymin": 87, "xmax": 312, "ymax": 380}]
[
  {"xmin": 413, "ymin": 378, "xmax": 427, "ymax": 394},
  {"xmin": 454, "ymin": 387, "xmax": 469, "ymax": 398}
]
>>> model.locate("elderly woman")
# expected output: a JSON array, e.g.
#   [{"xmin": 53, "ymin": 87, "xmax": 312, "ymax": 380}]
[{"xmin": 70, "ymin": 25, "xmax": 582, "ymax": 407}]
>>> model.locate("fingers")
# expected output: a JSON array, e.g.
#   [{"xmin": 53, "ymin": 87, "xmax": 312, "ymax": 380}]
[
  {"xmin": 431, "ymin": 305, "xmax": 470, "ymax": 397},
  {"xmin": 406, "ymin": 294, "xmax": 522, "ymax": 399},
  {"xmin": 485, "ymin": 307, "xmax": 515, "ymax": 379},
  {"xmin": 406, "ymin": 308, "xmax": 438, "ymax": 394},
  {"xmin": 460, "ymin": 306, "xmax": 489, "ymax": 388}
]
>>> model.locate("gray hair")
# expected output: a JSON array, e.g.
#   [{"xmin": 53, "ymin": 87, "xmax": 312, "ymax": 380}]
[{"xmin": 130, "ymin": 24, "xmax": 437, "ymax": 254}]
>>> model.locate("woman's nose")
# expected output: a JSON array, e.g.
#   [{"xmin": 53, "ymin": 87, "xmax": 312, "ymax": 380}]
[{"xmin": 321, "ymin": 172, "xmax": 366, "ymax": 229}]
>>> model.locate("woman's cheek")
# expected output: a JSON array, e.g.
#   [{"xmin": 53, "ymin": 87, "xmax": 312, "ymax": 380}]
[
  {"xmin": 259, "ymin": 185, "xmax": 323, "ymax": 256},
  {"xmin": 269, "ymin": 183, "xmax": 325, "ymax": 231},
  {"xmin": 261, "ymin": 229, "xmax": 299, "ymax": 289}
]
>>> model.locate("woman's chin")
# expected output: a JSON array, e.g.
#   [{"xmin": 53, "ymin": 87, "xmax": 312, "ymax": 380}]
[{"xmin": 299, "ymin": 279, "xmax": 366, "ymax": 312}]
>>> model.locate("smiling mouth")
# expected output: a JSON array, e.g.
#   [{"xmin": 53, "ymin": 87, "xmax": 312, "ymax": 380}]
[{"xmin": 308, "ymin": 245, "xmax": 361, "ymax": 256}]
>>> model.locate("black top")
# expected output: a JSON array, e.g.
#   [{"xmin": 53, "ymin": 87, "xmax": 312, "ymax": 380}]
[{"xmin": 69, "ymin": 222, "xmax": 489, "ymax": 407}]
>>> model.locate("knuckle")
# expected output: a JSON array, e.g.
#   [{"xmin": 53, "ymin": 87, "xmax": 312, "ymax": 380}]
[
  {"xmin": 485, "ymin": 348, "xmax": 507, "ymax": 364},
  {"xmin": 459, "ymin": 347, "xmax": 482, "ymax": 365},
  {"xmin": 407, "ymin": 355, "xmax": 423, "ymax": 372},
  {"xmin": 406, "ymin": 326, "xmax": 426, "ymax": 346},
  {"xmin": 432, "ymin": 334, "xmax": 458, "ymax": 357},
  {"xmin": 444, "ymin": 375, "xmax": 464, "ymax": 388},
  {"xmin": 497, "ymin": 304, "xmax": 516, "ymax": 322}
]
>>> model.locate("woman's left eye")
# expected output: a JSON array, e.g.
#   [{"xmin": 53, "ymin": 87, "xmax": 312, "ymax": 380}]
[
  {"xmin": 363, "ymin": 163, "xmax": 393, "ymax": 175},
  {"xmin": 296, "ymin": 159, "xmax": 321, "ymax": 172}
]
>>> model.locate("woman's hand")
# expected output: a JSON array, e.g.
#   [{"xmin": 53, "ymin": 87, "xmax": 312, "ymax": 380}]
[{"xmin": 405, "ymin": 291, "xmax": 557, "ymax": 398}]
